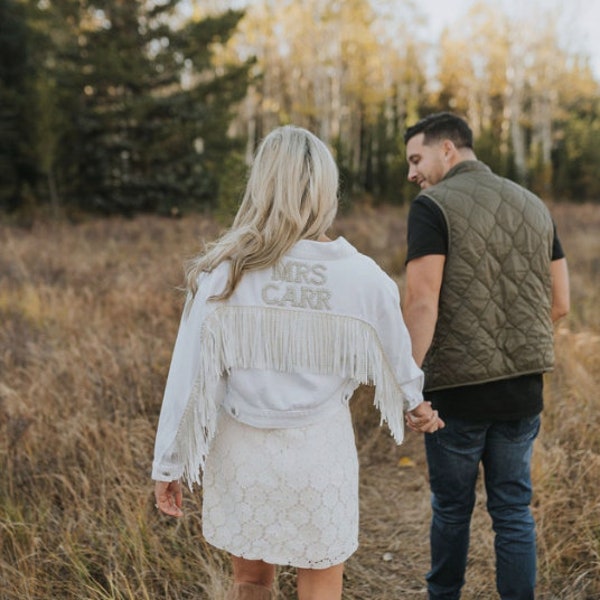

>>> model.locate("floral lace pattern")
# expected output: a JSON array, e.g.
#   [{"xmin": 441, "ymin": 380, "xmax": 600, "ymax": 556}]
[{"xmin": 202, "ymin": 407, "xmax": 359, "ymax": 568}]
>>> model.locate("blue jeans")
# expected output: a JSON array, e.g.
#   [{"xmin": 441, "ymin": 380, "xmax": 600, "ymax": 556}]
[{"xmin": 425, "ymin": 415, "xmax": 541, "ymax": 600}]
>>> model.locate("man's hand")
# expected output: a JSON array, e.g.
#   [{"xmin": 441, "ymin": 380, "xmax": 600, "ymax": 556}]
[{"xmin": 406, "ymin": 401, "xmax": 445, "ymax": 433}]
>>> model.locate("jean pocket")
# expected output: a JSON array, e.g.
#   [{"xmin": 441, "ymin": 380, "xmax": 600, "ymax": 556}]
[
  {"xmin": 433, "ymin": 418, "xmax": 488, "ymax": 453},
  {"xmin": 495, "ymin": 415, "xmax": 541, "ymax": 443}
]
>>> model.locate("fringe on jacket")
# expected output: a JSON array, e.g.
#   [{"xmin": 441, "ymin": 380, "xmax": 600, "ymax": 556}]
[{"xmin": 176, "ymin": 306, "xmax": 413, "ymax": 487}]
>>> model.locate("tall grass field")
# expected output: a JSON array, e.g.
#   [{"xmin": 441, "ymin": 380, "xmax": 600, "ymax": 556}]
[{"xmin": 1, "ymin": 203, "xmax": 599, "ymax": 599}]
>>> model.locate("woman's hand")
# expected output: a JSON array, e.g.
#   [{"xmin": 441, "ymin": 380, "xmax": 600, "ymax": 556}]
[
  {"xmin": 406, "ymin": 401, "xmax": 445, "ymax": 434},
  {"xmin": 154, "ymin": 480, "xmax": 184, "ymax": 517}
]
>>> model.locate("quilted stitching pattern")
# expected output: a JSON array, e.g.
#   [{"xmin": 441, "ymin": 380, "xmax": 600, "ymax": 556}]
[{"xmin": 422, "ymin": 163, "xmax": 555, "ymax": 390}]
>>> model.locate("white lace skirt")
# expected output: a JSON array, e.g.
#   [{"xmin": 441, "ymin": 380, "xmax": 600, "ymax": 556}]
[{"xmin": 201, "ymin": 405, "xmax": 359, "ymax": 569}]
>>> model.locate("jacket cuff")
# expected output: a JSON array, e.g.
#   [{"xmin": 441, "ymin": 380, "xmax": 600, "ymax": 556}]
[{"xmin": 152, "ymin": 461, "xmax": 184, "ymax": 482}]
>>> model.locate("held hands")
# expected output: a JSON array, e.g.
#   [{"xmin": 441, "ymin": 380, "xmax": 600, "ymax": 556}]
[
  {"xmin": 406, "ymin": 401, "xmax": 445, "ymax": 434},
  {"xmin": 154, "ymin": 480, "xmax": 184, "ymax": 517}
]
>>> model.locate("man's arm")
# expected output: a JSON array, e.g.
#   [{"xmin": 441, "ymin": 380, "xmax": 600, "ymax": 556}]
[
  {"xmin": 403, "ymin": 254, "xmax": 445, "ymax": 366},
  {"xmin": 550, "ymin": 257, "xmax": 570, "ymax": 322}
]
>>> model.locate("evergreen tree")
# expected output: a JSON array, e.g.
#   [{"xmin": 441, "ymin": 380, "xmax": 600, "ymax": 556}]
[
  {"xmin": 67, "ymin": 1, "xmax": 251, "ymax": 214},
  {"xmin": 0, "ymin": 0, "xmax": 35, "ymax": 211},
  {"xmin": 1, "ymin": 0, "xmax": 251, "ymax": 216}
]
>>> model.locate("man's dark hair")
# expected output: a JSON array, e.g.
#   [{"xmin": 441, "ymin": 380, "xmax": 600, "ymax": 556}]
[{"xmin": 404, "ymin": 112, "xmax": 473, "ymax": 149}]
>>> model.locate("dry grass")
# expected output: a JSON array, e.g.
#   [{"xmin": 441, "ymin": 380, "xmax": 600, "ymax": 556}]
[{"xmin": 0, "ymin": 203, "xmax": 599, "ymax": 599}]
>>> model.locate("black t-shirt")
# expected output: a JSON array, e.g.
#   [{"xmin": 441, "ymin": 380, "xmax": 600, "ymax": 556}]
[{"xmin": 406, "ymin": 195, "xmax": 565, "ymax": 421}]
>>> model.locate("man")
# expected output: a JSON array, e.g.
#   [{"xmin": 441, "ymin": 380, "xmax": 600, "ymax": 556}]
[{"xmin": 402, "ymin": 113, "xmax": 570, "ymax": 600}]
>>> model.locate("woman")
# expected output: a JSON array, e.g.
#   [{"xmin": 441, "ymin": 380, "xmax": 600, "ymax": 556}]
[{"xmin": 152, "ymin": 125, "xmax": 443, "ymax": 600}]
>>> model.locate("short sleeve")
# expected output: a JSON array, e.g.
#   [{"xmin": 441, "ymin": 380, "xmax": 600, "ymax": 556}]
[
  {"xmin": 552, "ymin": 222, "xmax": 565, "ymax": 261},
  {"xmin": 406, "ymin": 196, "xmax": 448, "ymax": 263}
]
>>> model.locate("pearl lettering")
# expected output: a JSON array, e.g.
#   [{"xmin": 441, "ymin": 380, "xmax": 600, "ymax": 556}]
[
  {"xmin": 272, "ymin": 261, "xmax": 327, "ymax": 285},
  {"xmin": 263, "ymin": 260, "xmax": 331, "ymax": 311}
]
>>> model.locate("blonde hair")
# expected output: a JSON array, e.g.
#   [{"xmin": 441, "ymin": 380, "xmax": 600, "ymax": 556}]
[{"xmin": 186, "ymin": 125, "xmax": 339, "ymax": 301}]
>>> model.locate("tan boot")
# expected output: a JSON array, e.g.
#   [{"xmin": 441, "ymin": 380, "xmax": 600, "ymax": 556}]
[{"xmin": 224, "ymin": 582, "xmax": 273, "ymax": 600}]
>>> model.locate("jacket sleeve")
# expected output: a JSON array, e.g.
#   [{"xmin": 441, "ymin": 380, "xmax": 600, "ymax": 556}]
[
  {"xmin": 346, "ymin": 261, "xmax": 424, "ymax": 444},
  {"xmin": 376, "ymin": 277, "xmax": 424, "ymax": 412},
  {"xmin": 151, "ymin": 264, "xmax": 231, "ymax": 484},
  {"xmin": 151, "ymin": 290, "xmax": 208, "ymax": 481},
  {"xmin": 333, "ymin": 254, "xmax": 424, "ymax": 443}
]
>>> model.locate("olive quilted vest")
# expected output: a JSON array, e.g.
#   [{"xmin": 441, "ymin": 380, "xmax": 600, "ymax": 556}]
[{"xmin": 420, "ymin": 161, "xmax": 555, "ymax": 391}]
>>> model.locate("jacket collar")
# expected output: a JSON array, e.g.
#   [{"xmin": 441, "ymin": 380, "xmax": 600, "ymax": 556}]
[{"xmin": 287, "ymin": 237, "xmax": 357, "ymax": 260}]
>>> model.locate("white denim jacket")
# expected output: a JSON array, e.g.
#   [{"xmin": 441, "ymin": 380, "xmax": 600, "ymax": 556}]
[{"xmin": 152, "ymin": 237, "xmax": 423, "ymax": 486}]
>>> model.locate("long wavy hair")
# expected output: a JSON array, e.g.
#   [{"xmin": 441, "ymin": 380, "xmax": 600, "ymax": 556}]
[{"xmin": 185, "ymin": 125, "xmax": 339, "ymax": 301}]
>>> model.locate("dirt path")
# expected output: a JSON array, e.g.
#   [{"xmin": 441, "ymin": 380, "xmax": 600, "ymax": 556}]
[
  {"xmin": 342, "ymin": 388, "xmax": 496, "ymax": 600},
  {"xmin": 347, "ymin": 421, "xmax": 433, "ymax": 599}
]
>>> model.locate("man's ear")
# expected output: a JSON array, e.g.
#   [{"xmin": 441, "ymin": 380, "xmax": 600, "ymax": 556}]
[{"xmin": 442, "ymin": 139, "xmax": 456, "ymax": 157}]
